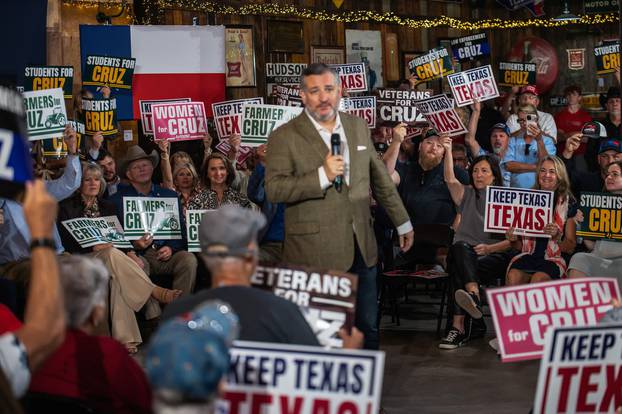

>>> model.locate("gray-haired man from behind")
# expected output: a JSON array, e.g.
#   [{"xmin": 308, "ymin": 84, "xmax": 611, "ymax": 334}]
[{"xmin": 162, "ymin": 205, "xmax": 363, "ymax": 348}]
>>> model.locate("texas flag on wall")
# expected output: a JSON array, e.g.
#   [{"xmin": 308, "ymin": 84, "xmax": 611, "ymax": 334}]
[{"xmin": 80, "ymin": 25, "xmax": 225, "ymax": 121}]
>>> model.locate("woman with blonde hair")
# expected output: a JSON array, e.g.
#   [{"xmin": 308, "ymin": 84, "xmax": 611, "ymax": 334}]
[
  {"xmin": 57, "ymin": 162, "xmax": 182, "ymax": 353},
  {"xmin": 505, "ymin": 155, "xmax": 577, "ymax": 284}
]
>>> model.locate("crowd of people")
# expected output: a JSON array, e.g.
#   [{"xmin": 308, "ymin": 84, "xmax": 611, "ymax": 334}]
[{"xmin": 0, "ymin": 58, "xmax": 620, "ymax": 412}]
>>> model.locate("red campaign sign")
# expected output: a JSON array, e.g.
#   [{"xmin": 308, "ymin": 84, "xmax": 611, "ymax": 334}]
[
  {"xmin": 139, "ymin": 98, "xmax": 191, "ymax": 136},
  {"xmin": 413, "ymin": 94, "xmax": 467, "ymax": 137},
  {"xmin": 339, "ymin": 96, "xmax": 376, "ymax": 128},
  {"xmin": 215, "ymin": 139, "xmax": 254, "ymax": 169},
  {"xmin": 484, "ymin": 186, "xmax": 554, "ymax": 238},
  {"xmin": 152, "ymin": 102, "xmax": 207, "ymax": 141},
  {"xmin": 446, "ymin": 65, "xmax": 500, "ymax": 107},
  {"xmin": 212, "ymin": 98, "xmax": 264, "ymax": 141},
  {"xmin": 330, "ymin": 63, "xmax": 368, "ymax": 93},
  {"xmin": 533, "ymin": 324, "xmax": 622, "ymax": 414},
  {"xmin": 487, "ymin": 278, "xmax": 621, "ymax": 362}
]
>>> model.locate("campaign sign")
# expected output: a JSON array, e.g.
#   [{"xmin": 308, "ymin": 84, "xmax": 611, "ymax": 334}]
[
  {"xmin": 151, "ymin": 102, "xmax": 207, "ymax": 142},
  {"xmin": 215, "ymin": 140, "xmax": 254, "ymax": 169},
  {"xmin": 594, "ymin": 42, "xmax": 620, "ymax": 75},
  {"xmin": 533, "ymin": 324, "xmax": 622, "ymax": 414},
  {"xmin": 240, "ymin": 104, "xmax": 302, "ymax": 147},
  {"xmin": 487, "ymin": 278, "xmax": 620, "ymax": 362},
  {"xmin": 484, "ymin": 186, "xmax": 554, "ymax": 237},
  {"xmin": 61, "ymin": 216, "xmax": 132, "ymax": 249},
  {"xmin": 212, "ymin": 98, "xmax": 264, "ymax": 140},
  {"xmin": 139, "ymin": 98, "xmax": 191, "ymax": 136},
  {"xmin": 122, "ymin": 197, "xmax": 182, "ymax": 240},
  {"xmin": 0, "ymin": 86, "xmax": 31, "ymax": 199},
  {"xmin": 446, "ymin": 65, "xmax": 500, "ymax": 107},
  {"xmin": 41, "ymin": 120, "xmax": 85, "ymax": 158},
  {"xmin": 83, "ymin": 55, "xmax": 136, "ymax": 90},
  {"xmin": 376, "ymin": 88, "xmax": 430, "ymax": 126},
  {"xmin": 251, "ymin": 264, "xmax": 358, "ymax": 348},
  {"xmin": 273, "ymin": 85, "xmax": 302, "ymax": 107},
  {"xmin": 413, "ymin": 94, "xmax": 467, "ymax": 137},
  {"xmin": 23, "ymin": 88, "xmax": 67, "ymax": 141},
  {"xmin": 450, "ymin": 33, "xmax": 490, "ymax": 62},
  {"xmin": 217, "ymin": 341, "xmax": 384, "ymax": 414},
  {"xmin": 24, "ymin": 66, "xmax": 73, "ymax": 99},
  {"xmin": 185, "ymin": 209, "xmax": 213, "ymax": 252},
  {"xmin": 498, "ymin": 62, "xmax": 537, "ymax": 87},
  {"xmin": 339, "ymin": 96, "xmax": 376, "ymax": 128},
  {"xmin": 330, "ymin": 63, "xmax": 367, "ymax": 92},
  {"xmin": 407, "ymin": 47, "xmax": 454, "ymax": 82},
  {"xmin": 576, "ymin": 192, "xmax": 622, "ymax": 241},
  {"xmin": 266, "ymin": 63, "xmax": 307, "ymax": 95},
  {"xmin": 82, "ymin": 98, "xmax": 117, "ymax": 136}
]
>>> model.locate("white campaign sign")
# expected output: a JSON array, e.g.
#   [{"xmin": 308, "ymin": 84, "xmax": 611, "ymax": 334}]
[
  {"xmin": 62, "ymin": 216, "xmax": 132, "ymax": 249},
  {"xmin": 122, "ymin": 197, "xmax": 182, "ymax": 240}
]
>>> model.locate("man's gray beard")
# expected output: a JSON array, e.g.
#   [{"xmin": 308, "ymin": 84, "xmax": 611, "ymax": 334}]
[
  {"xmin": 492, "ymin": 147, "xmax": 503, "ymax": 156},
  {"xmin": 308, "ymin": 106, "xmax": 337, "ymax": 123},
  {"xmin": 419, "ymin": 153, "xmax": 442, "ymax": 170}
]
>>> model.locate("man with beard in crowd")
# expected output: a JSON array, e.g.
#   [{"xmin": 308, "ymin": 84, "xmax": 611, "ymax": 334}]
[{"xmin": 97, "ymin": 150, "xmax": 122, "ymax": 198}]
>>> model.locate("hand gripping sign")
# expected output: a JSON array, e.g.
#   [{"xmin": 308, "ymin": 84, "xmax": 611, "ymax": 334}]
[
  {"xmin": 24, "ymin": 66, "xmax": 74, "ymax": 99},
  {"xmin": 216, "ymin": 341, "xmax": 384, "ymax": 414},
  {"xmin": 484, "ymin": 186, "xmax": 554, "ymax": 238},
  {"xmin": 487, "ymin": 278, "xmax": 621, "ymax": 362},
  {"xmin": 122, "ymin": 197, "xmax": 182, "ymax": 240},
  {"xmin": 446, "ymin": 65, "xmax": 500, "ymax": 107},
  {"xmin": 533, "ymin": 324, "xmax": 622, "ymax": 414},
  {"xmin": 212, "ymin": 98, "xmax": 264, "ymax": 141},
  {"xmin": 375, "ymin": 88, "xmax": 431, "ymax": 126},
  {"xmin": 251, "ymin": 264, "xmax": 358, "ymax": 348},
  {"xmin": 151, "ymin": 102, "xmax": 207, "ymax": 141},
  {"xmin": 23, "ymin": 88, "xmax": 67, "ymax": 141},
  {"xmin": 62, "ymin": 216, "xmax": 132, "ymax": 249},
  {"xmin": 413, "ymin": 94, "xmax": 467, "ymax": 136},
  {"xmin": 594, "ymin": 42, "xmax": 620, "ymax": 75},
  {"xmin": 339, "ymin": 96, "xmax": 376, "ymax": 128},
  {"xmin": 330, "ymin": 63, "xmax": 368, "ymax": 93},
  {"xmin": 240, "ymin": 103, "xmax": 302, "ymax": 147},
  {"xmin": 139, "ymin": 98, "xmax": 191, "ymax": 136},
  {"xmin": 576, "ymin": 192, "xmax": 622, "ymax": 241}
]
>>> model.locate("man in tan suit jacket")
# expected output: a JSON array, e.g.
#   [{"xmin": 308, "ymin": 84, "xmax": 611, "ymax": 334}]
[{"xmin": 265, "ymin": 63, "xmax": 414, "ymax": 349}]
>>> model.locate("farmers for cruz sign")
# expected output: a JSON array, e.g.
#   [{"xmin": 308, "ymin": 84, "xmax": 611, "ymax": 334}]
[
  {"xmin": 240, "ymin": 104, "xmax": 302, "ymax": 146},
  {"xmin": 151, "ymin": 101, "xmax": 207, "ymax": 141},
  {"xmin": 251, "ymin": 264, "xmax": 358, "ymax": 348},
  {"xmin": 185, "ymin": 209, "xmax": 213, "ymax": 252},
  {"xmin": 484, "ymin": 186, "xmax": 554, "ymax": 237},
  {"xmin": 446, "ymin": 65, "xmax": 499, "ymax": 107},
  {"xmin": 82, "ymin": 98, "xmax": 117, "ymax": 136},
  {"xmin": 487, "ymin": 278, "xmax": 620, "ymax": 362},
  {"xmin": 61, "ymin": 216, "xmax": 132, "ymax": 249},
  {"xmin": 122, "ymin": 197, "xmax": 182, "ymax": 240},
  {"xmin": 577, "ymin": 192, "xmax": 622, "ymax": 241},
  {"xmin": 83, "ymin": 55, "xmax": 136, "ymax": 90},
  {"xmin": 217, "ymin": 341, "xmax": 385, "ymax": 414},
  {"xmin": 139, "ymin": 98, "xmax": 191, "ymax": 136},
  {"xmin": 24, "ymin": 66, "xmax": 73, "ymax": 99},
  {"xmin": 23, "ymin": 88, "xmax": 67, "ymax": 141}
]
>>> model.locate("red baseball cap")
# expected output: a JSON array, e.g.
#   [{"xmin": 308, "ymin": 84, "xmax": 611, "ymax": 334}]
[{"xmin": 520, "ymin": 85, "xmax": 539, "ymax": 96}]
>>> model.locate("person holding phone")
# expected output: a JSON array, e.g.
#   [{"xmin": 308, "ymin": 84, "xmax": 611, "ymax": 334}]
[{"xmin": 502, "ymin": 104, "xmax": 557, "ymax": 189}]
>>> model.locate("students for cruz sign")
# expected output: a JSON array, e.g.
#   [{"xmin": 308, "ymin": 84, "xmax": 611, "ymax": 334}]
[
  {"xmin": 533, "ymin": 324, "xmax": 622, "ymax": 414},
  {"xmin": 139, "ymin": 98, "xmax": 191, "ymax": 136},
  {"xmin": 24, "ymin": 66, "xmax": 74, "ymax": 99},
  {"xmin": 329, "ymin": 63, "xmax": 367, "ymax": 92},
  {"xmin": 83, "ymin": 55, "xmax": 136, "ymax": 90},
  {"xmin": 216, "ymin": 341, "xmax": 384, "ymax": 414},
  {"xmin": 407, "ymin": 47, "xmax": 454, "ymax": 83},
  {"xmin": 413, "ymin": 94, "xmax": 467, "ymax": 136},
  {"xmin": 251, "ymin": 264, "xmax": 358, "ymax": 348},
  {"xmin": 375, "ymin": 88, "xmax": 430, "ymax": 126},
  {"xmin": 240, "ymin": 104, "xmax": 302, "ymax": 147},
  {"xmin": 594, "ymin": 42, "xmax": 620, "ymax": 75},
  {"xmin": 576, "ymin": 192, "xmax": 622, "ymax": 241},
  {"xmin": 446, "ymin": 65, "xmax": 500, "ymax": 107},
  {"xmin": 42, "ymin": 120, "xmax": 85, "ymax": 158},
  {"xmin": 497, "ymin": 61, "xmax": 537, "ymax": 87},
  {"xmin": 151, "ymin": 101, "xmax": 207, "ymax": 141},
  {"xmin": 61, "ymin": 216, "xmax": 132, "ymax": 249},
  {"xmin": 487, "ymin": 278, "xmax": 621, "ymax": 362},
  {"xmin": 122, "ymin": 197, "xmax": 182, "ymax": 240},
  {"xmin": 82, "ymin": 98, "xmax": 118, "ymax": 136},
  {"xmin": 23, "ymin": 88, "xmax": 67, "ymax": 141},
  {"xmin": 212, "ymin": 98, "xmax": 264, "ymax": 141},
  {"xmin": 484, "ymin": 186, "xmax": 554, "ymax": 238}
]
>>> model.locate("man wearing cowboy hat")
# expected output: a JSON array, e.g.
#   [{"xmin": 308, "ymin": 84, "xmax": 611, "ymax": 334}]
[{"xmin": 110, "ymin": 145, "xmax": 197, "ymax": 296}]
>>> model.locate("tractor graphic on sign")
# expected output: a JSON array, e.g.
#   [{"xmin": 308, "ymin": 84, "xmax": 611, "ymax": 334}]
[{"xmin": 45, "ymin": 107, "xmax": 66, "ymax": 129}]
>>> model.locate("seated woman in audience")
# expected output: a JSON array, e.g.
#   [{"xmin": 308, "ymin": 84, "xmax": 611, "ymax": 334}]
[
  {"xmin": 197, "ymin": 152, "xmax": 251, "ymax": 209},
  {"xmin": 57, "ymin": 162, "xmax": 181, "ymax": 353},
  {"xmin": 158, "ymin": 134, "xmax": 212, "ymax": 190},
  {"xmin": 505, "ymin": 155, "xmax": 577, "ymax": 284},
  {"xmin": 568, "ymin": 161, "xmax": 622, "ymax": 282},
  {"xmin": 439, "ymin": 136, "xmax": 514, "ymax": 349},
  {"xmin": 28, "ymin": 255, "xmax": 152, "ymax": 414},
  {"xmin": 172, "ymin": 162, "xmax": 206, "ymax": 214}
]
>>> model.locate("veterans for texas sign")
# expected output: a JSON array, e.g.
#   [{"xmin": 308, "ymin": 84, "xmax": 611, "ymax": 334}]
[
  {"xmin": 217, "ymin": 341, "xmax": 384, "ymax": 414},
  {"xmin": 446, "ymin": 65, "xmax": 499, "ymax": 107},
  {"xmin": 487, "ymin": 278, "xmax": 620, "ymax": 362},
  {"xmin": 151, "ymin": 101, "xmax": 207, "ymax": 141},
  {"xmin": 484, "ymin": 186, "xmax": 554, "ymax": 237}
]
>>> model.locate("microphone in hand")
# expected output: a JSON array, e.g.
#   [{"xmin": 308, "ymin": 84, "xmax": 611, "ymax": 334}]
[{"xmin": 330, "ymin": 133, "xmax": 342, "ymax": 193}]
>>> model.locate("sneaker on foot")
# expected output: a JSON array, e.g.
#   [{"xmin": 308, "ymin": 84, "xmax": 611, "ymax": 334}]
[
  {"xmin": 455, "ymin": 289, "xmax": 483, "ymax": 319},
  {"xmin": 439, "ymin": 328, "xmax": 467, "ymax": 350}
]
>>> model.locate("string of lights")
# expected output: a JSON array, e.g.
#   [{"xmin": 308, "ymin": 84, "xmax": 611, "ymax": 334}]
[{"xmin": 62, "ymin": 0, "xmax": 618, "ymax": 29}]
